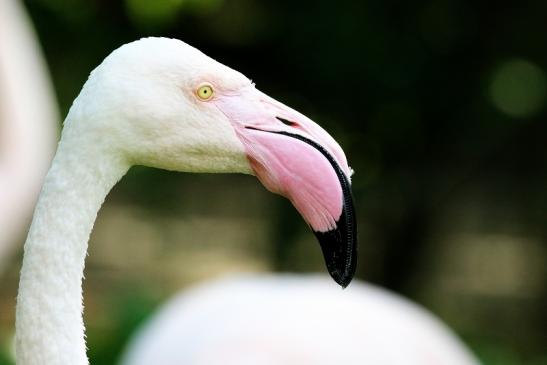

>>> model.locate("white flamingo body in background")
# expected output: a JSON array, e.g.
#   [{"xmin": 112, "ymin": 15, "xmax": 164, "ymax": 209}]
[
  {"xmin": 0, "ymin": 0, "xmax": 58, "ymax": 270},
  {"xmin": 120, "ymin": 275, "xmax": 480, "ymax": 365}
]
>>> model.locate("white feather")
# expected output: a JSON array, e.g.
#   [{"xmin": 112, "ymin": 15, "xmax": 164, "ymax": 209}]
[{"xmin": 120, "ymin": 275, "xmax": 480, "ymax": 365}]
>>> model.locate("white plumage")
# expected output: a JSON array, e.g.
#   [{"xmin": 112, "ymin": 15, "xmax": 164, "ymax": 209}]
[{"xmin": 120, "ymin": 275, "xmax": 480, "ymax": 365}]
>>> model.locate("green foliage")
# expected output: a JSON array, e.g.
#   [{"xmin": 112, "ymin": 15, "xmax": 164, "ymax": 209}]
[
  {"xmin": 0, "ymin": 351, "xmax": 14, "ymax": 365},
  {"xmin": 86, "ymin": 286, "xmax": 160, "ymax": 365}
]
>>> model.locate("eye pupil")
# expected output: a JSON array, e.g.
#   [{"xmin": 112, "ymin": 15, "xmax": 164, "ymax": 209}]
[{"xmin": 197, "ymin": 84, "xmax": 213, "ymax": 100}]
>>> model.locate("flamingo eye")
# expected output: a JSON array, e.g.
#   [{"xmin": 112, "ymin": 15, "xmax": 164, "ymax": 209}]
[{"xmin": 196, "ymin": 83, "xmax": 214, "ymax": 101}]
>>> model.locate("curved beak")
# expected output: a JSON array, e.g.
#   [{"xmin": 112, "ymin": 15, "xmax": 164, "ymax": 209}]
[{"xmin": 215, "ymin": 86, "xmax": 357, "ymax": 287}]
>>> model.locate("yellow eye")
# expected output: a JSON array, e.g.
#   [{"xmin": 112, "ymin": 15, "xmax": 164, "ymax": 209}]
[{"xmin": 196, "ymin": 83, "xmax": 214, "ymax": 100}]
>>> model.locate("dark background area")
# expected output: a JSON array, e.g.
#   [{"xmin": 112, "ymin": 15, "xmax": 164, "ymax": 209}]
[{"xmin": 0, "ymin": 0, "xmax": 546, "ymax": 364}]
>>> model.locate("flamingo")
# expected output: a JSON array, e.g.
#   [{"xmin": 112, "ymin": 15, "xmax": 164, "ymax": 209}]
[
  {"xmin": 0, "ymin": 0, "xmax": 58, "ymax": 271},
  {"xmin": 15, "ymin": 37, "xmax": 357, "ymax": 365},
  {"xmin": 120, "ymin": 274, "xmax": 480, "ymax": 365}
]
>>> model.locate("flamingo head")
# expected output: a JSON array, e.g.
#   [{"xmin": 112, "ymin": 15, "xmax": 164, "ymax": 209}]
[{"xmin": 73, "ymin": 37, "xmax": 357, "ymax": 287}]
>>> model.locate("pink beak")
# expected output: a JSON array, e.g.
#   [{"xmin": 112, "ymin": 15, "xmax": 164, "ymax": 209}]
[{"xmin": 215, "ymin": 85, "xmax": 357, "ymax": 287}]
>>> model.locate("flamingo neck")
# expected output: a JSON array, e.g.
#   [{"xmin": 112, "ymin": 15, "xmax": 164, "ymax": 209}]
[{"xmin": 15, "ymin": 129, "xmax": 129, "ymax": 365}]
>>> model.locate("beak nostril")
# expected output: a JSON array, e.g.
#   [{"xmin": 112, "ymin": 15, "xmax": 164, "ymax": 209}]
[{"xmin": 276, "ymin": 116, "xmax": 298, "ymax": 127}]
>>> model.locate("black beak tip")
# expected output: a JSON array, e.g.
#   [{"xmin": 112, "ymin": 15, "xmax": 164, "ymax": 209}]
[
  {"xmin": 329, "ymin": 267, "xmax": 355, "ymax": 288},
  {"xmin": 314, "ymin": 224, "xmax": 357, "ymax": 289}
]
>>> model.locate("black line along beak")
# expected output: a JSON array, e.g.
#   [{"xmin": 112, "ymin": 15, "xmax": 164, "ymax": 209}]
[{"xmin": 246, "ymin": 124, "xmax": 358, "ymax": 287}]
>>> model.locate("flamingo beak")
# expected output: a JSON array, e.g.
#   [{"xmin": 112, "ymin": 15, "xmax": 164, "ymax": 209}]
[{"xmin": 215, "ymin": 86, "xmax": 357, "ymax": 287}]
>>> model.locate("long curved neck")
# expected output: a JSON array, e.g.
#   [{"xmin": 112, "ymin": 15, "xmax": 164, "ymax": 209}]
[{"xmin": 15, "ymin": 130, "xmax": 129, "ymax": 365}]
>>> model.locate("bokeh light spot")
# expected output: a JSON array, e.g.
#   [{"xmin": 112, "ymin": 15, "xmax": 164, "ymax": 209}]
[
  {"xmin": 489, "ymin": 59, "xmax": 547, "ymax": 118},
  {"xmin": 125, "ymin": 0, "xmax": 223, "ymax": 30}
]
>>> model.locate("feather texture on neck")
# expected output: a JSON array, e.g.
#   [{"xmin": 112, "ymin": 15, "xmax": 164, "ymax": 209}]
[{"xmin": 16, "ymin": 115, "xmax": 129, "ymax": 364}]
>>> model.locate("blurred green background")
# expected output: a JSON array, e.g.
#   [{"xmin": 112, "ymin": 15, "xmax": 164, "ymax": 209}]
[{"xmin": 1, "ymin": 0, "xmax": 547, "ymax": 364}]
